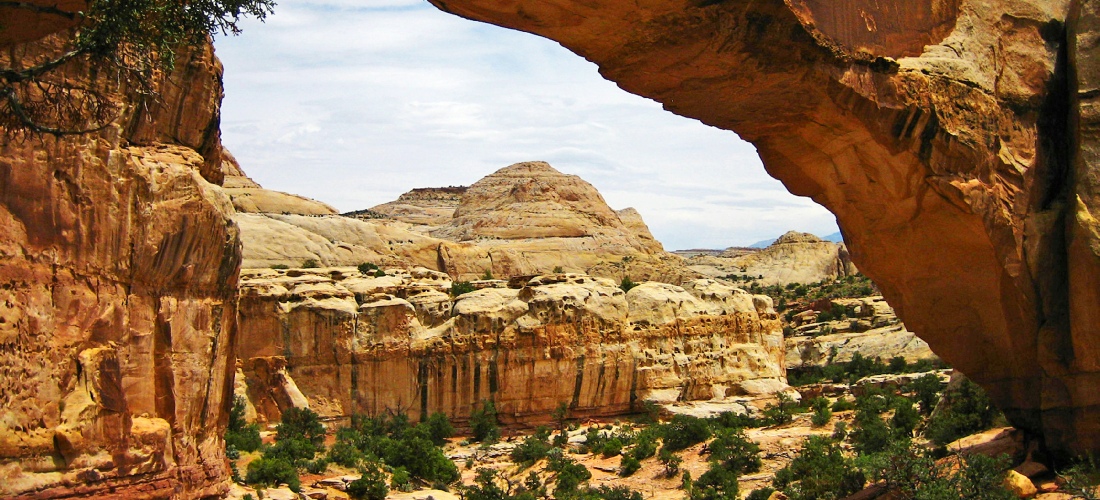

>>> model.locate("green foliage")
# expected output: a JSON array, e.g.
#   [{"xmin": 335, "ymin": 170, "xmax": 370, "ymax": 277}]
[
  {"xmin": 328, "ymin": 411, "xmax": 458, "ymax": 486},
  {"xmin": 327, "ymin": 440, "xmax": 362, "ymax": 468},
  {"xmin": 658, "ymin": 448, "xmax": 682, "ymax": 477},
  {"xmin": 277, "ymin": 407, "xmax": 325, "ymax": 447},
  {"xmin": 271, "ymin": 264, "xmax": 289, "ymax": 270},
  {"xmin": 424, "ymin": 411, "xmax": 455, "ymax": 446},
  {"xmin": 265, "ymin": 437, "xmax": 318, "ymax": 465},
  {"xmin": 619, "ymin": 276, "xmax": 638, "ymax": 292},
  {"xmin": 627, "ymin": 429, "xmax": 658, "ymax": 460},
  {"xmin": 907, "ymin": 373, "xmax": 946, "ymax": 415},
  {"xmin": 481, "ymin": 269, "xmax": 495, "ymax": 280},
  {"xmin": 618, "ymin": 455, "xmax": 641, "ymax": 477},
  {"xmin": 451, "ymin": 281, "xmax": 477, "ymax": 297},
  {"xmin": 347, "ymin": 461, "xmax": 389, "ymax": 500},
  {"xmin": 552, "ymin": 402, "xmax": 571, "ymax": 433},
  {"xmin": 357, "ymin": 262, "xmax": 379, "ymax": 274},
  {"xmin": 864, "ymin": 440, "xmax": 1015, "ymax": 500},
  {"xmin": 690, "ymin": 462, "xmax": 740, "ymax": 500},
  {"xmin": 225, "ymin": 395, "xmax": 262, "ymax": 452},
  {"xmin": 809, "ymin": 397, "xmax": 833, "ymax": 427},
  {"xmin": 553, "ymin": 266, "xmax": 565, "ymax": 274},
  {"xmin": 548, "ymin": 453, "xmax": 592, "ymax": 495},
  {"xmin": 302, "ymin": 258, "xmax": 320, "ymax": 268},
  {"xmin": 374, "ymin": 269, "xmax": 386, "ymax": 277},
  {"xmin": 512, "ymin": 427, "xmax": 553, "ymax": 466},
  {"xmin": 787, "ymin": 352, "xmax": 945, "ymax": 387},
  {"xmin": 890, "ymin": 398, "xmax": 920, "ymax": 438},
  {"xmin": 1058, "ymin": 454, "xmax": 1100, "ymax": 500},
  {"xmin": 831, "ymin": 398, "xmax": 856, "ymax": 412},
  {"xmin": 762, "ymin": 393, "xmax": 796, "ymax": 426},
  {"xmin": 851, "ymin": 408, "xmax": 891, "ymax": 456},
  {"xmin": 773, "ymin": 436, "xmax": 865, "ymax": 500},
  {"xmin": 390, "ymin": 466, "xmax": 411, "ymax": 491},
  {"xmin": 470, "ymin": 400, "xmax": 500, "ymax": 443},
  {"xmin": 462, "ymin": 468, "xmax": 510, "ymax": 500},
  {"xmin": 926, "ymin": 379, "xmax": 1002, "ymax": 446},
  {"xmin": 591, "ymin": 485, "xmax": 644, "ymax": 500},
  {"xmin": 305, "ymin": 457, "xmax": 329, "ymax": 474},
  {"xmin": 601, "ymin": 437, "xmax": 624, "ymax": 457},
  {"xmin": 707, "ymin": 428, "xmax": 761, "ymax": 475},
  {"xmin": 745, "ymin": 488, "xmax": 776, "ymax": 500},
  {"xmin": 245, "ymin": 457, "xmax": 301, "ymax": 492},
  {"xmin": 661, "ymin": 415, "xmax": 712, "ymax": 452},
  {"xmin": 707, "ymin": 411, "xmax": 761, "ymax": 430}
]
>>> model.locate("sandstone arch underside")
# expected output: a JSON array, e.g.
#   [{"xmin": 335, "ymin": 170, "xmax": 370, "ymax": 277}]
[{"xmin": 426, "ymin": 0, "xmax": 1100, "ymax": 457}]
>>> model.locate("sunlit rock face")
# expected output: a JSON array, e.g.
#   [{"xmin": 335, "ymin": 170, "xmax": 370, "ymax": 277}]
[
  {"xmin": 235, "ymin": 269, "xmax": 784, "ymax": 426},
  {"xmin": 0, "ymin": 35, "xmax": 240, "ymax": 498},
  {"xmin": 428, "ymin": 0, "xmax": 1100, "ymax": 456}
]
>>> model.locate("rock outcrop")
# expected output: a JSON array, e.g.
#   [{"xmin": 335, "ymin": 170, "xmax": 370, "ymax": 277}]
[
  {"xmin": 235, "ymin": 269, "xmax": 784, "ymax": 425},
  {"xmin": 366, "ymin": 186, "xmax": 468, "ymax": 227},
  {"xmin": 428, "ymin": 0, "xmax": 1100, "ymax": 456},
  {"xmin": 687, "ymin": 231, "xmax": 857, "ymax": 285},
  {"xmin": 1, "ymin": 35, "xmax": 238, "ymax": 499}
]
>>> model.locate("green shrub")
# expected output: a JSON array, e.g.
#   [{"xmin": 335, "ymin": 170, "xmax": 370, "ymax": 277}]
[
  {"xmin": 225, "ymin": 396, "xmax": 262, "ymax": 452},
  {"xmin": 601, "ymin": 437, "xmax": 624, "ymax": 457},
  {"xmin": 661, "ymin": 415, "xmax": 712, "ymax": 452},
  {"xmin": 627, "ymin": 429, "xmax": 658, "ymax": 460},
  {"xmin": 347, "ymin": 461, "xmax": 389, "ymax": 500},
  {"xmin": 470, "ymin": 400, "xmax": 500, "ymax": 443},
  {"xmin": 462, "ymin": 468, "xmax": 509, "ymax": 500},
  {"xmin": 620, "ymin": 276, "xmax": 638, "ymax": 292},
  {"xmin": 708, "ymin": 411, "xmax": 760, "ymax": 430},
  {"xmin": 424, "ymin": 411, "xmax": 454, "ymax": 446},
  {"xmin": 619, "ymin": 455, "xmax": 641, "ymax": 477},
  {"xmin": 553, "ymin": 266, "xmax": 564, "ymax": 274},
  {"xmin": 265, "ymin": 437, "xmax": 318, "ymax": 465},
  {"xmin": 851, "ymin": 409, "xmax": 891, "ymax": 455},
  {"xmin": 1058, "ymin": 454, "xmax": 1100, "ymax": 500},
  {"xmin": 357, "ymin": 262, "xmax": 379, "ymax": 274},
  {"xmin": 745, "ymin": 488, "xmax": 775, "ymax": 500},
  {"xmin": 762, "ymin": 393, "xmax": 796, "ymax": 426},
  {"xmin": 512, "ymin": 429, "xmax": 553, "ymax": 466},
  {"xmin": 390, "ymin": 466, "xmax": 411, "ymax": 491},
  {"xmin": 327, "ymin": 440, "xmax": 362, "ymax": 468},
  {"xmin": 690, "ymin": 462, "xmax": 740, "ymax": 500},
  {"xmin": 302, "ymin": 258, "xmax": 320, "ymax": 268},
  {"xmin": 926, "ymin": 379, "xmax": 1002, "ymax": 446},
  {"xmin": 549, "ymin": 453, "xmax": 591, "ymax": 495},
  {"xmin": 245, "ymin": 457, "xmax": 300, "ymax": 492},
  {"xmin": 773, "ymin": 436, "xmax": 865, "ymax": 500},
  {"xmin": 276, "ymin": 407, "xmax": 325, "ymax": 448},
  {"xmin": 659, "ymin": 448, "xmax": 682, "ymax": 477},
  {"xmin": 811, "ymin": 405, "xmax": 832, "ymax": 427},
  {"xmin": 591, "ymin": 485, "xmax": 644, "ymax": 500},
  {"xmin": 305, "ymin": 457, "xmax": 329, "ymax": 474},
  {"xmin": 831, "ymin": 398, "xmax": 856, "ymax": 412},
  {"xmin": 890, "ymin": 398, "xmax": 920, "ymax": 438},
  {"xmin": 450, "ymin": 281, "xmax": 476, "ymax": 297},
  {"xmin": 707, "ymin": 428, "xmax": 761, "ymax": 475},
  {"xmin": 864, "ymin": 440, "xmax": 1015, "ymax": 500},
  {"xmin": 271, "ymin": 264, "xmax": 289, "ymax": 270},
  {"xmin": 907, "ymin": 373, "xmax": 945, "ymax": 415},
  {"xmin": 374, "ymin": 269, "xmax": 386, "ymax": 277}
]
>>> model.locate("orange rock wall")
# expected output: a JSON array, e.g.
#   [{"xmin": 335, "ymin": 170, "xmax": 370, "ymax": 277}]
[{"xmin": 0, "ymin": 36, "xmax": 240, "ymax": 498}]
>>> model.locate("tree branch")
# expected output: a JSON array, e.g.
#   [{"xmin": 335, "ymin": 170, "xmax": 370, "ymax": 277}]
[{"xmin": 1, "ymin": 86, "xmax": 113, "ymax": 136}]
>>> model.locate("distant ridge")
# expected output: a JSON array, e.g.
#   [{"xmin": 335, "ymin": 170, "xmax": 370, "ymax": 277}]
[{"xmin": 748, "ymin": 230, "xmax": 843, "ymax": 249}]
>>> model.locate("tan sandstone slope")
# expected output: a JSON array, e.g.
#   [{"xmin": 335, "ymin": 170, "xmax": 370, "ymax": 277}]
[
  {"xmin": 428, "ymin": 0, "xmax": 1100, "ymax": 456},
  {"xmin": 0, "ymin": 38, "xmax": 238, "ymax": 499},
  {"xmin": 235, "ymin": 268, "xmax": 784, "ymax": 425},
  {"xmin": 688, "ymin": 231, "xmax": 857, "ymax": 285},
  {"xmin": 233, "ymin": 160, "xmax": 695, "ymax": 283}
]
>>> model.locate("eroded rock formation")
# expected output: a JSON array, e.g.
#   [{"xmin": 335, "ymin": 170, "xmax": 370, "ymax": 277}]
[
  {"xmin": 0, "ymin": 36, "xmax": 239, "ymax": 499},
  {"xmin": 688, "ymin": 231, "xmax": 857, "ymax": 284},
  {"xmin": 235, "ymin": 268, "xmax": 784, "ymax": 426},
  {"xmin": 427, "ymin": 0, "xmax": 1100, "ymax": 455}
]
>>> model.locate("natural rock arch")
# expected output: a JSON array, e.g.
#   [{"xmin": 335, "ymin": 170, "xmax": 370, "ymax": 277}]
[{"xmin": 425, "ymin": 0, "xmax": 1100, "ymax": 457}]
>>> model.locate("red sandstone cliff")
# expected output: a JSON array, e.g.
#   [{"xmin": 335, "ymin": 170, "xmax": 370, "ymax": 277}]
[
  {"xmin": 0, "ymin": 33, "xmax": 240, "ymax": 499},
  {"xmin": 426, "ymin": 0, "xmax": 1100, "ymax": 457}
]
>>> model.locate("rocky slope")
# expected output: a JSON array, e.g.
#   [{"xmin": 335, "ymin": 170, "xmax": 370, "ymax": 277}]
[
  {"xmin": 234, "ymin": 268, "xmax": 785, "ymax": 426},
  {"xmin": 233, "ymin": 161, "xmax": 694, "ymax": 283},
  {"xmin": 428, "ymin": 0, "xmax": 1100, "ymax": 456},
  {"xmin": 0, "ymin": 36, "xmax": 238, "ymax": 499},
  {"xmin": 687, "ymin": 231, "xmax": 857, "ymax": 285}
]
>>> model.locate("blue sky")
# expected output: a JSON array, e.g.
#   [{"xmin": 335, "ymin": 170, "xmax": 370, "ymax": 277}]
[{"xmin": 213, "ymin": 0, "xmax": 839, "ymax": 250}]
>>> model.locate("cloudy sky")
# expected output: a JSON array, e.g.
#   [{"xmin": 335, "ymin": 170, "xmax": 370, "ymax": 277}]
[{"xmin": 213, "ymin": 0, "xmax": 839, "ymax": 250}]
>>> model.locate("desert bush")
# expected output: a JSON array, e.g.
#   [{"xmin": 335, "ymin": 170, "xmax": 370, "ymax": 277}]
[
  {"xmin": 548, "ymin": 453, "xmax": 592, "ymax": 495},
  {"xmin": 276, "ymin": 407, "xmax": 325, "ymax": 448},
  {"xmin": 424, "ymin": 411, "xmax": 455, "ymax": 446},
  {"xmin": 851, "ymin": 408, "xmax": 891, "ymax": 455},
  {"xmin": 1058, "ymin": 454, "xmax": 1100, "ymax": 500},
  {"xmin": 245, "ymin": 457, "xmax": 300, "ymax": 492},
  {"xmin": 659, "ymin": 448, "xmax": 683, "ymax": 477},
  {"xmin": 619, "ymin": 455, "xmax": 641, "ymax": 477},
  {"xmin": 926, "ymin": 379, "xmax": 1002, "ymax": 446},
  {"xmin": 225, "ymin": 395, "xmax": 262, "ymax": 452},
  {"xmin": 690, "ymin": 462, "xmax": 740, "ymax": 500},
  {"xmin": 619, "ymin": 276, "xmax": 638, "ymax": 292},
  {"xmin": 451, "ymin": 281, "xmax": 476, "ymax": 297},
  {"xmin": 357, "ymin": 262, "xmax": 379, "ymax": 274},
  {"xmin": 470, "ymin": 400, "xmax": 500, "ymax": 443},
  {"xmin": 661, "ymin": 415, "xmax": 712, "ymax": 452},
  {"xmin": 773, "ymin": 436, "xmax": 865, "ymax": 500},
  {"xmin": 762, "ymin": 393, "xmax": 796, "ymax": 425},
  {"xmin": 906, "ymin": 373, "xmax": 945, "ymax": 415},
  {"xmin": 707, "ymin": 428, "xmax": 761, "ymax": 475},
  {"xmin": 890, "ymin": 398, "xmax": 920, "ymax": 438},
  {"xmin": 347, "ymin": 460, "xmax": 389, "ymax": 500},
  {"xmin": 864, "ymin": 440, "xmax": 1015, "ymax": 500},
  {"xmin": 512, "ymin": 427, "xmax": 553, "ymax": 466},
  {"xmin": 302, "ymin": 258, "xmax": 320, "ymax": 268}
]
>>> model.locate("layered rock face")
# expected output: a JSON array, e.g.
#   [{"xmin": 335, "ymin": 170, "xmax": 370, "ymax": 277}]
[
  {"xmin": 688, "ymin": 231, "xmax": 857, "ymax": 285},
  {"xmin": 236, "ymin": 161, "xmax": 691, "ymax": 282},
  {"xmin": 428, "ymin": 0, "xmax": 1100, "ymax": 456},
  {"xmin": 235, "ymin": 268, "xmax": 783, "ymax": 425},
  {"xmin": 0, "ymin": 36, "xmax": 239, "ymax": 499}
]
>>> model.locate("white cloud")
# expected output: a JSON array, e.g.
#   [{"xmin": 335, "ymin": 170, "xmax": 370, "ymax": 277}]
[{"xmin": 214, "ymin": 0, "xmax": 839, "ymax": 250}]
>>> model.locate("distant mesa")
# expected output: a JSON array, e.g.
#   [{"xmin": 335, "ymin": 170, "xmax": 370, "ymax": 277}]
[{"xmin": 685, "ymin": 230, "xmax": 856, "ymax": 285}]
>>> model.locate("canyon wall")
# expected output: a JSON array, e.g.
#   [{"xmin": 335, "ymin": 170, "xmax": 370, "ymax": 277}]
[
  {"xmin": 426, "ymin": 0, "xmax": 1100, "ymax": 456},
  {"xmin": 0, "ymin": 34, "xmax": 240, "ymax": 499},
  {"xmin": 235, "ymin": 268, "xmax": 785, "ymax": 426}
]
